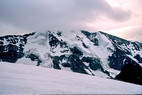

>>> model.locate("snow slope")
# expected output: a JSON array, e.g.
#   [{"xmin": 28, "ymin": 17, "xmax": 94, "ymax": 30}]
[{"xmin": 0, "ymin": 62, "xmax": 142, "ymax": 94}]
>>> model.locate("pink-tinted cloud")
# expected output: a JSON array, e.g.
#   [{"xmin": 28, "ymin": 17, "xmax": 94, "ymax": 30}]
[
  {"xmin": 103, "ymin": 0, "xmax": 142, "ymax": 42},
  {"xmin": 0, "ymin": 0, "xmax": 141, "ymax": 42}
]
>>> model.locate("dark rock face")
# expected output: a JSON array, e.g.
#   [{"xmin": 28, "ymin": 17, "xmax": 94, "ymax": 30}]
[
  {"xmin": 0, "ymin": 44, "xmax": 21, "ymax": 63},
  {"xmin": 50, "ymin": 47, "xmax": 102, "ymax": 75},
  {"xmin": 0, "ymin": 33, "xmax": 34, "ymax": 63},
  {"xmin": 116, "ymin": 58, "xmax": 142, "ymax": 85},
  {"xmin": 108, "ymin": 47, "xmax": 125, "ymax": 70},
  {"xmin": 134, "ymin": 54, "xmax": 142, "ymax": 63},
  {"xmin": 81, "ymin": 30, "xmax": 99, "ymax": 46},
  {"xmin": 0, "ymin": 36, "xmax": 25, "ymax": 63}
]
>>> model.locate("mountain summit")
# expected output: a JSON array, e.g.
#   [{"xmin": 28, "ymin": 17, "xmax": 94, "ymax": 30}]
[{"xmin": 0, "ymin": 30, "xmax": 142, "ymax": 85}]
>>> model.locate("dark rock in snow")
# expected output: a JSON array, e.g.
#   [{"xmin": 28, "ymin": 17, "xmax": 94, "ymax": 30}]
[{"xmin": 116, "ymin": 58, "xmax": 142, "ymax": 85}]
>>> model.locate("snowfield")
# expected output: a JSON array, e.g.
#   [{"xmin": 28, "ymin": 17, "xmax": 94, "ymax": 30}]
[{"xmin": 0, "ymin": 62, "xmax": 142, "ymax": 94}]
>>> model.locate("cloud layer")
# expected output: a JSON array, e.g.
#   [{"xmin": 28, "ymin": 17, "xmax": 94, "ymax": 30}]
[
  {"xmin": 0, "ymin": 0, "xmax": 141, "ymax": 42},
  {"xmin": 0, "ymin": 0, "xmax": 131, "ymax": 32}
]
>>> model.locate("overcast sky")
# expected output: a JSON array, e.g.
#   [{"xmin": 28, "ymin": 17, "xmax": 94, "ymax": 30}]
[{"xmin": 0, "ymin": 0, "xmax": 142, "ymax": 42}]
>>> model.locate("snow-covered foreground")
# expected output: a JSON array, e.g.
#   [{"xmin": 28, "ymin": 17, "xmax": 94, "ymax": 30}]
[{"xmin": 0, "ymin": 62, "xmax": 142, "ymax": 94}]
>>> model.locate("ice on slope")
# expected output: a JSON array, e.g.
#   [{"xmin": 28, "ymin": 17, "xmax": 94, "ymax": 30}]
[
  {"xmin": 0, "ymin": 62, "xmax": 142, "ymax": 94},
  {"xmin": 111, "ymin": 38, "xmax": 142, "ymax": 58},
  {"xmin": 23, "ymin": 32, "xmax": 55, "ymax": 67},
  {"xmin": 56, "ymin": 31, "xmax": 114, "ymax": 63},
  {"xmin": 21, "ymin": 31, "xmax": 119, "ymax": 78},
  {"xmin": 57, "ymin": 31, "xmax": 114, "ymax": 59},
  {"xmin": 54, "ymin": 31, "xmax": 119, "ymax": 77}
]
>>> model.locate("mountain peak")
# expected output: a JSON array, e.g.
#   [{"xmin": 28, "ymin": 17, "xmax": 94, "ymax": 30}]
[{"xmin": 0, "ymin": 30, "xmax": 142, "ymax": 85}]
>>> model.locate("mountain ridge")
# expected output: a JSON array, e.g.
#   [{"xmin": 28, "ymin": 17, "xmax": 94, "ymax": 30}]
[{"xmin": 0, "ymin": 30, "xmax": 142, "ymax": 84}]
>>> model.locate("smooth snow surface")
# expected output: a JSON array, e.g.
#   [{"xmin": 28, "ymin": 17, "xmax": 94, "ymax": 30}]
[{"xmin": 0, "ymin": 62, "xmax": 142, "ymax": 94}]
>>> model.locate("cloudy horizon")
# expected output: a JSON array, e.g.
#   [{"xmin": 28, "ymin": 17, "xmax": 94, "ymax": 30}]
[{"xmin": 0, "ymin": 0, "xmax": 142, "ymax": 42}]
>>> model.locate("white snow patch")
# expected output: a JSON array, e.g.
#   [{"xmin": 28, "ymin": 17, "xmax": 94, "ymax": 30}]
[
  {"xmin": 16, "ymin": 57, "xmax": 37, "ymax": 66},
  {"xmin": 126, "ymin": 55, "xmax": 139, "ymax": 63},
  {"xmin": 0, "ymin": 62, "xmax": 142, "ymax": 94}
]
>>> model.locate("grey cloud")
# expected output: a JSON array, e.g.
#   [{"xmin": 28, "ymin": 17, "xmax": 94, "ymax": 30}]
[
  {"xmin": 106, "ymin": 8, "xmax": 131, "ymax": 21},
  {"xmin": 0, "ymin": 0, "xmax": 132, "ymax": 32}
]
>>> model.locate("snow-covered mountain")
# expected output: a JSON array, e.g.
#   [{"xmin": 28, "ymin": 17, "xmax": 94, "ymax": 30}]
[
  {"xmin": 0, "ymin": 62, "xmax": 142, "ymax": 94},
  {"xmin": 0, "ymin": 30, "xmax": 142, "ymax": 85}
]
